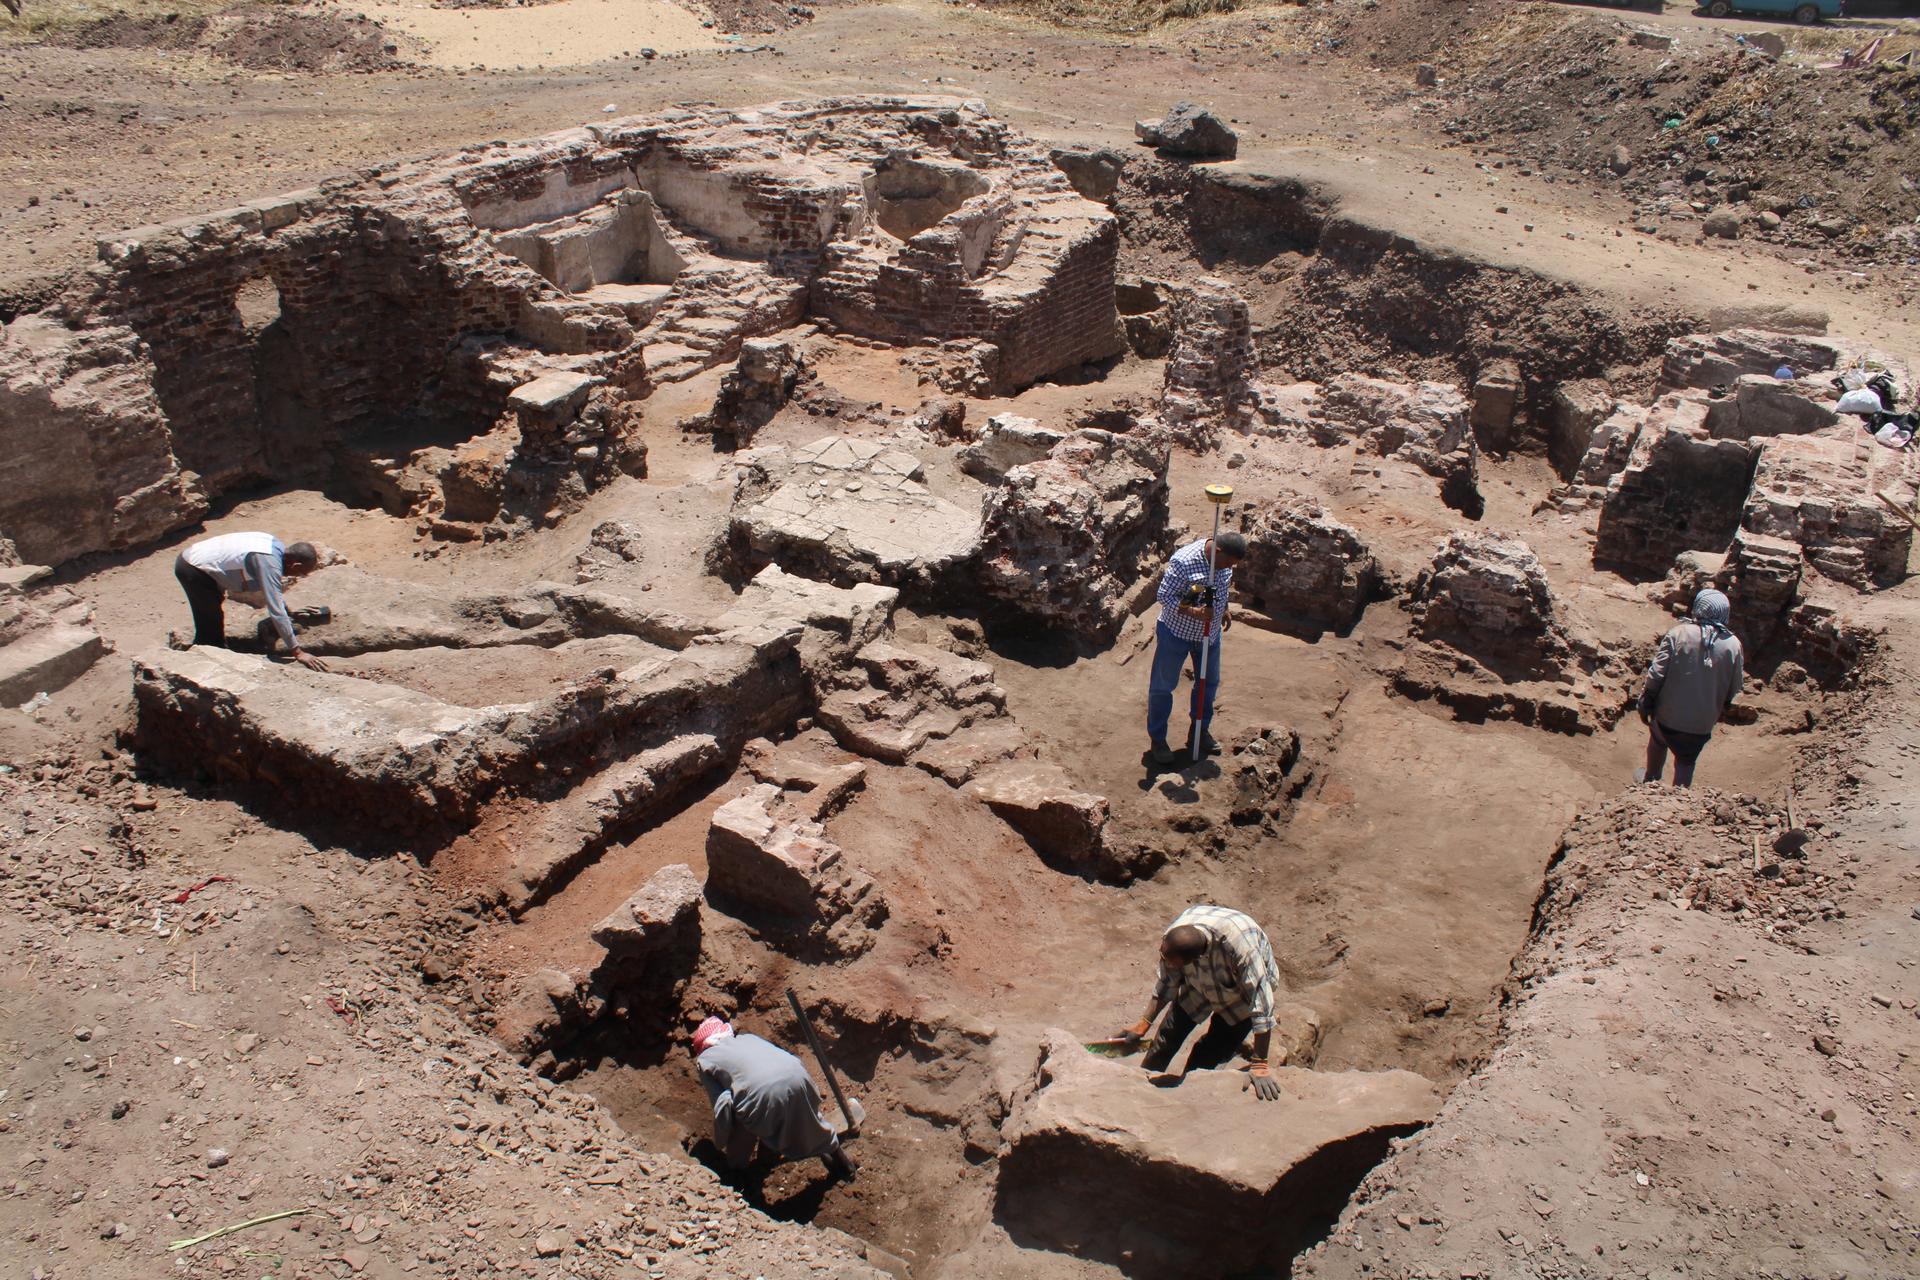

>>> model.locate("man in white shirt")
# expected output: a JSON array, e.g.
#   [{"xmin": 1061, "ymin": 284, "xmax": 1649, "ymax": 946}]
[{"xmin": 174, "ymin": 532, "xmax": 329, "ymax": 671}]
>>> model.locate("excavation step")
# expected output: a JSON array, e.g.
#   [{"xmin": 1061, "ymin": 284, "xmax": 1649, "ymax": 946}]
[
  {"xmin": 998, "ymin": 1031, "xmax": 1438, "ymax": 1275},
  {"xmin": 495, "ymin": 734, "xmax": 723, "ymax": 914}
]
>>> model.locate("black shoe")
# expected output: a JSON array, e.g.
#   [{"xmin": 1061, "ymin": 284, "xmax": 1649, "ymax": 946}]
[
  {"xmin": 1190, "ymin": 732, "xmax": 1220, "ymax": 757},
  {"xmin": 821, "ymin": 1144, "xmax": 856, "ymax": 1181},
  {"xmin": 1150, "ymin": 739, "xmax": 1175, "ymax": 765}
]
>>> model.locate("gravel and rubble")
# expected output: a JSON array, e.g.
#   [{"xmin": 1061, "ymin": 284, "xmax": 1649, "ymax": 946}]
[{"xmin": 0, "ymin": 765, "xmax": 883, "ymax": 1280}]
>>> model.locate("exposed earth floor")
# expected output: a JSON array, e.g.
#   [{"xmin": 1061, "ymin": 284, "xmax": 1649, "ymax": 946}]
[{"xmin": 4, "ymin": 3, "xmax": 1920, "ymax": 1280}]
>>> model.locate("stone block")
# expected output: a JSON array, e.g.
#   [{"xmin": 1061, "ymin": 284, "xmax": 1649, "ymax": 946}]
[
  {"xmin": 497, "ymin": 734, "xmax": 723, "ymax": 912},
  {"xmin": 1741, "ymin": 432, "xmax": 1915, "ymax": 588},
  {"xmin": 1410, "ymin": 531, "xmax": 1571, "ymax": 676},
  {"xmin": 591, "ymin": 863, "xmax": 703, "ymax": 959},
  {"xmin": 1703, "ymin": 374, "xmax": 1840, "ymax": 441},
  {"xmin": 1161, "ymin": 277, "xmax": 1256, "ymax": 433},
  {"xmin": 957, "ymin": 414, "xmax": 1066, "ymax": 481},
  {"xmin": 508, "ymin": 371, "xmax": 601, "ymax": 424},
  {"xmin": 1135, "ymin": 103, "xmax": 1237, "ymax": 159},
  {"xmin": 1468, "ymin": 358, "xmax": 1522, "ymax": 453},
  {"xmin": 1319, "ymin": 373, "xmax": 1480, "ymax": 514},
  {"xmin": 998, "ymin": 1032, "xmax": 1439, "ymax": 1275},
  {"xmin": 909, "ymin": 719, "xmax": 1032, "ymax": 785},
  {"xmin": 1048, "ymin": 146, "xmax": 1126, "ymax": 202},
  {"xmin": 1234, "ymin": 495, "xmax": 1377, "ymax": 637},
  {"xmin": 0, "ymin": 623, "xmax": 107, "ymax": 707},
  {"xmin": 729, "ymin": 436, "xmax": 982, "ymax": 589},
  {"xmin": 741, "ymin": 735, "xmax": 868, "ymax": 820},
  {"xmin": 1660, "ymin": 329, "xmax": 1844, "ymax": 391},
  {"xmin": 975, "ymin": 430, "xmax": 1171, "ymax": 643},
  {"xmin": 1595, "ymin": 396, "xmax": 1755, "ymax": 576},
  {"xmin": 963, "ymin": 761, "xmax": 1112, "ymax": 878},
  {"xmin": 1723, "ymin": 528, "xmax": 1804, "ymax": 643},
  {"xmin": 1571, "ymin": 403, "xmax": 1647, "ymax": 487},
  {"xmin": 704, "ymin": 782, "xmax": 884, "ymax": 955},
  {"xmin": 816, "ymin": 639, "xmax": 1006, "ymax": 765},
  {"xmin": 131, "ymin": 645, "xmax": 508, "ymax": 837},
  {"xmin": 707, "ymin": 783, "xmax": 838, "ymax": 921},
  {"xmin": 1549, "ymin": 379, "xmax": 1616, "ymax": 482}
]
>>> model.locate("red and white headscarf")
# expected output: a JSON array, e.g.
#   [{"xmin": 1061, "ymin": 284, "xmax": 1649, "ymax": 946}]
[{"xmin": 692, "ymin": 1016, "xmax": 734, "ymax": 1054}]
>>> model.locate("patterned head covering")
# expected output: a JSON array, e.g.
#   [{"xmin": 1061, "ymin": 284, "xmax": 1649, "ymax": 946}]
[
  {"xmin": 692, "ymin": 1016, "xmax": 734, "ymax": 1054},
  {"xmin": 1692, "ymin": 588, "xmax": 1734, "ymax": 657}
]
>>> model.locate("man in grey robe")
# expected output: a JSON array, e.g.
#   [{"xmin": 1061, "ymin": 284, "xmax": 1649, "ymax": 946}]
[{"xmin": 691, "ymin": 1017, "xmax": 854, "ymax": 1180}]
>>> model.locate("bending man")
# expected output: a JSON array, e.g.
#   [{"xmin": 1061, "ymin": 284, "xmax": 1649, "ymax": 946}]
[
  {"xmin": 1115, "ymin": 904, "xmax": 1282, "ymax": 1102},
  {"xmin": 1146, "ymin": 530, "xmax": 1247, "ymax": 764},
  {"xmin": 174, "ymin": 531, "xmax": 328, "ymax": 671},
  {"xmin": 691, "ymin": 1017, "xmax": 855, "ymax": 1179},
  {"xmin": 1637, "ymin": 587, "xmax": 1745, "ymax": 788}
]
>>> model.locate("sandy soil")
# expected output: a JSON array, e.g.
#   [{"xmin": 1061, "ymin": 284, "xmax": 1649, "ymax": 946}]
[
  {"xmin": 353, "ymin": 0, "xmax": 722, "ymax": 70},
  {"xmin": 3, "ymin": 0, "xmax": 1918, "ymax": 357},
  {"xmin": 5, "ymin": 2, "xmax": 1920, "ymax": 1278}
]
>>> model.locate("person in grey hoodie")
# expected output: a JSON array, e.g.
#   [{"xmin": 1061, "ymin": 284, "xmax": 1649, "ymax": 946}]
[{"xmin": 1637, "ymin": 588, "xmax": 1745, "ymax": 788}]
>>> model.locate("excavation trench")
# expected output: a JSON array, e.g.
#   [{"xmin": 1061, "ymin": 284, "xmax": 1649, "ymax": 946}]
[
  {"xmin": 63, "ymin": 97, "xmax": 1895, "ymax": 1280},
  {"xmin": 471, "ymin": 584, "xmax": 1670, "ymax": 1277}
]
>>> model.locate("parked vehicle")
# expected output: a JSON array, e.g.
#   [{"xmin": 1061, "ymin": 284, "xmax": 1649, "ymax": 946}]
[{"xmin": 1700, "ymin": 0, "xmax": 1845, "ymax": 22}]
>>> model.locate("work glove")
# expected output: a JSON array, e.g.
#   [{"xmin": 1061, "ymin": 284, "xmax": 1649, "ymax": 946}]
[
  {"xmin": 1113, "ymin": 1019, "xmax": 1152, "ymax": 1046},
  {"xmin": 1245, "ymin": 1062, "xmax": 1281, "ymax": 1102}
]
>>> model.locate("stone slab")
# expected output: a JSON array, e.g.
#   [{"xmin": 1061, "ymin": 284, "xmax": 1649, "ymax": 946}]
[
  {"xmin": 591, "ymin": 863, "xmax": 703, "ymax": 959},
  {"xmin": 0, "ymin": 624, "xmax": 107, "ymax": 707},
  {"xmin": 999, "ymin": 1032, "xmax": 1439, "ymax": 1273},
  {"xmin": 508, "ymin": 370, "xmax": 601, "ymax": 420}
]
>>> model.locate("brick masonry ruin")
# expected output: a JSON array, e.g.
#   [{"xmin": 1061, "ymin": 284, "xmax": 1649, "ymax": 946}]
[
  {"xmin": 0, "ymin": 96, "xmax": 1122, "ymax": 565},
  {"xmin": 7, "ymin": 81, "xmax": 1920, "ymax": 1280}
]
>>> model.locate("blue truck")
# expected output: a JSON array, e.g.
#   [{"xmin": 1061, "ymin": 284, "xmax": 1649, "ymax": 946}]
[{"xmin": 1700, "ymin": 0, "xmax": 1845, "ymax": 22}]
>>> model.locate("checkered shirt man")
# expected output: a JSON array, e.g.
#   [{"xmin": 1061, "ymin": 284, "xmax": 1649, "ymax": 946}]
[
  {"xmin": 1156, "ymin": 539, "xmax": 1234, "ymax": 643},
  {"xmin": 1152, "ymin": 904, "xmax": 1278, "ymax": 1033}
]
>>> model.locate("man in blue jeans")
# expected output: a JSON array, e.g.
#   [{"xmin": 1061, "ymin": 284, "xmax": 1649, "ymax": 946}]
[{"xmin": 1147, "ymin": 530, "xmax": 1247, "ymax": 765}]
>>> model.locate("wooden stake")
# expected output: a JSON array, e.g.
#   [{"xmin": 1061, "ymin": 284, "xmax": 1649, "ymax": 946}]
[{"xmin": 1878, "ymin": 490, "xmax": 1920, "ymax": 533}]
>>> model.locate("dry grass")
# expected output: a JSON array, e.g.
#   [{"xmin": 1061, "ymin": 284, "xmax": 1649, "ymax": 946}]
[
  {"xmin": 0, "ymin": 0, "xmax": 240, "ymax": 46},
  {"xmin": 1788, "ymin": 23, "xmax": 1920, "ymax": 63}
]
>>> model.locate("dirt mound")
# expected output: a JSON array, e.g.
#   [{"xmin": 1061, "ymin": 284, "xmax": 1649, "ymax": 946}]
[
  {"xmin": 1336, "ymin": 1, "xmax": 1920, "ymax": 259},
  {"xmin": 211, "ymin": 8, "xmax": 403, "ymax": 72},
  {"xmin": 46, "ymin": 12, "xmax": 211, "ymax": 50},
  {"xmin": 701, "ymin": 0, "xmax": 845, "ymax": 34},
  {"xmin": 971, "ymin": 0, "xmax": 1257, "ymax": 34},
  {"xmin": 37, "ymin": 4, "xmax": 402, "ymax": 72}
]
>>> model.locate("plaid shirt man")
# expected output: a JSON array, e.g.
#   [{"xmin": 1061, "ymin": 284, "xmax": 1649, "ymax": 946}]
[
  {"xmin": 1153, "ymin": 905, "xmax": 1278, "ymax": 1033},
  {"xmin": 1156, "ymin": 539, "xmax": 1234, "ymax": 643}
]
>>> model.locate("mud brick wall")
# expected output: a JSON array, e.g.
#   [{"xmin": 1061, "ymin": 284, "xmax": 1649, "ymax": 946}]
[
  {"xmin": 1741, "ymin": 433, "xmax": 1916, "ymax": 590},
  {"xmin": 77, "ymin": 210, "xmax": 287, "ymax": 493},
  {"xmin": 995, "ymin": 221, "xmax": 1124, "ymax": 389},
  {"xmin": 59, "ymin": 192, "xmax": 545, "ymax": 496},
  {"xmin": 1162, "ymin": 275, "xmax": 1256, "ymax": 420},
  {"xmin": 0, "ymin": 320, "xmax": 204, "ymax": 565},
  {"xmin": 1594, "ymin": 428, "xmax": 1758, "ymax": 577},
  {"xmin": 814, "ymin": 215, "xmax": 1121, "ymax": 391},
  {"xmin": 7, "ymin": 97, "xmax": 1126, "ymax": 564}
]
